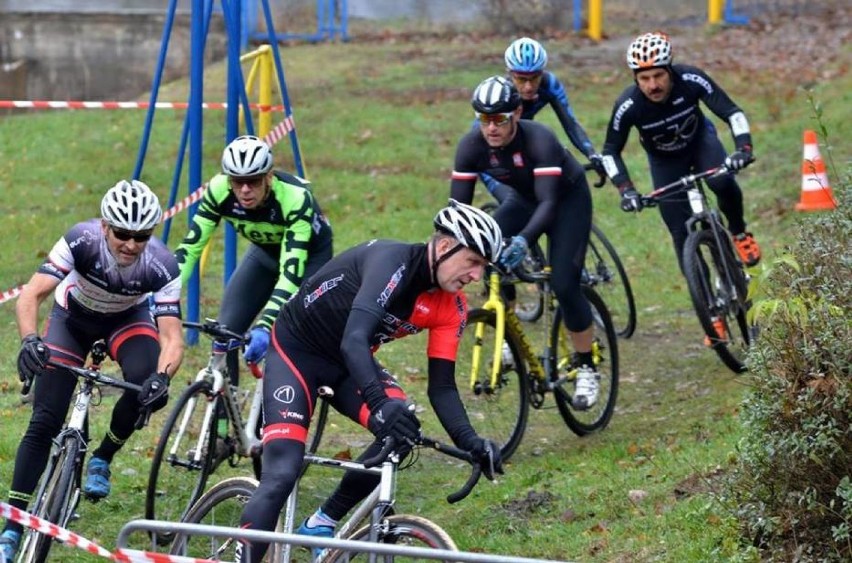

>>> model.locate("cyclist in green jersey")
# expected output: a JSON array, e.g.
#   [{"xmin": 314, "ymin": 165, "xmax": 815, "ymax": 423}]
[{"xmin": 175, "ymin": 136, "xmax": 333, "ymax": 380}]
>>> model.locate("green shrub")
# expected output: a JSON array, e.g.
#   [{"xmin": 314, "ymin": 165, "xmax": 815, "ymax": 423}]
[{"xmin": 724, "ymin": 163, "xmax": 850, "ymax": 560}]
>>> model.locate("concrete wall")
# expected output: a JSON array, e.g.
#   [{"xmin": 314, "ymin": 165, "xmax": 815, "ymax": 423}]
[{"xmin": 0, "ymin": 11, "xmax": 226, "ymax": 101}]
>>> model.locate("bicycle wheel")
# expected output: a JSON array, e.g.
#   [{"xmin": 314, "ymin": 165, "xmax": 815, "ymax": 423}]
[
  {"xmin": 146, "ymin": 380, "xmax": 217, "ymax": 546},
  {"xmin": 586, "ymin": 224, "xmax": 637, "ymax": 338},
  {"xmin": 683, "ymin": 229, "xmax": 752, "ymax": 373},
  {"xmin": 550, "ymin": 286, "xmax": 619, "ymax": 436},
  {"xmin": 454, "ymin": 308, "xmax": 528, "ymax": 461},
  {"xmin": 170, "ymin": 476, "xmax": 258, "ymax": 559},
  {"xmin": 326, "ymin": 514, "xmax": 457, "ymax": 562},
  {"xmin": 19, "ymin": 435, "xmax": 81, "ymax": 563}
]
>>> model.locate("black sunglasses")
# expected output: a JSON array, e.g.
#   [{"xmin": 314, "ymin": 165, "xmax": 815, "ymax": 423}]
[{"xmin": 111, "ymin": 227, "xmax": 153, "ymax": 243}]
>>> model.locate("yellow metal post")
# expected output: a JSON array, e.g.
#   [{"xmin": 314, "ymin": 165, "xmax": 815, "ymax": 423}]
[
  {"xmin": 708, "ymin": 0, "xmax": 723, "ymax": 23},
  {"xmin": 257, "ymin": 45, "xmax": 273, "ymax": 138},
  {"xmin": 588, "ymin": 0, "xmax": 603, "ymax": 41}
]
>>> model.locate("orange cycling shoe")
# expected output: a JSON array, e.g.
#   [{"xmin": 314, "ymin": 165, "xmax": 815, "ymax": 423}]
[
  {"xmin": 704, "ymin": 316, "xmax": 728, "ymax": 347},
  {"xmin": 733, "ymin": 232, "xmax": 761, "ymax": 267}
]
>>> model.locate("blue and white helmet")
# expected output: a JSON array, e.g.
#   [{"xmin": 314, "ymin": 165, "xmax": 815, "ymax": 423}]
[{"xmin": 504, "ymin": 37, "xmax": 548, "ymax": 73}]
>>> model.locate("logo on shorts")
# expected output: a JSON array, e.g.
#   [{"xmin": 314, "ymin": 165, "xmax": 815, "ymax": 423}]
[{"xmin": 273, "ymin": 385, "xmax": 296, "ymax": 404}]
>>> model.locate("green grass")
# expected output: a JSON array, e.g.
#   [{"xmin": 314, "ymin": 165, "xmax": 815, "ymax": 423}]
[{"xmin": 0, "ymin": 26, "xmax": 850, "ymax": 562}]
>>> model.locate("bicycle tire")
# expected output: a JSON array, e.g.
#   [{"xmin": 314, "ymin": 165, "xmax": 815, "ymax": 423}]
[
  {"xmin": 20, "ymin": 435, "xmax": 81, "ymax": 563},
  {"xmin": 325, "ymin": 514, "xmax": 457, "ymax": 562},
  {"xmin": 146, "ymin": 380, "xmax": 217, "ymax": 546},
  {"xmin": 169, "ymin": 476, "xmax": 258, "ymax": 559},
  {"xmin": 587, "ymin": 224, "xmax": 637, "ymax": 338},
  {"xmin": 550, "ymin": 286, "xmax": 620, "ymax": 436},
  {"xmin": 454, "ymin": 308, "xmax": 529, "ymax": 461},
  {"xmin": 683, "ymin": 229, "xmax": 752, "ymax": 373}
]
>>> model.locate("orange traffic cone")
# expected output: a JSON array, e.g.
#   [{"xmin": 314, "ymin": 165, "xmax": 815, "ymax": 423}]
[{"xmin": 796, "ymin": 130, "xmax": 837, "ymax": 211}]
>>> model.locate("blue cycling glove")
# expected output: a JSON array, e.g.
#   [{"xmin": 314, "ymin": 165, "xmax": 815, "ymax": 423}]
[
  {"xmin": 244, "ymin": 327, "xmax": 270, "ymax": 363},
  {"xmin": 499, "ymin": 235, "xmax": 528, "ymax": 270}
]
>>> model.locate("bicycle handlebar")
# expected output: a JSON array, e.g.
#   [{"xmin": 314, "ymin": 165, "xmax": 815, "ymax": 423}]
[
  {"xmin": 640, "ymin": 165, "xmax": 732, "ymax": 208},
  {"xmin": 363, "ymin": 435, "xmax": 482, "ymax": 504},
  {"xmin": 583, "ymin": 162, "xmax": 607, "ymax": 188},
  {"xmin": 44, "ymin": 359, "xmax": 152, "ymax": 429},
  {"xmin": 182, "ymin": 319, "xmax": 251, "ymax": 344}
]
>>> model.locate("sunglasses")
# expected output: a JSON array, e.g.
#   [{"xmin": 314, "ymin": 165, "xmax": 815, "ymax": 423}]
[
  {"xmin": 111, "ymin": 227, "xmax": 153, "ymax": 243},
  {"xmin": 229, "ymin": 175, "xmax": 266, "ymax": 189},
  {"xmin": 475, "ymin": 112, "xmax": 514, "ymax": 126},
  {"xmin": 510, "ymin": 72, "xmax": 543, "ymax": 84}
]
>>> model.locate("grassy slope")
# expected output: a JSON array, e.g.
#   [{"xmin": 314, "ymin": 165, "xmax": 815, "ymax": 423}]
[{"xmin": 0, "ymin": 27, "xmax": 849, "ymax": 562}]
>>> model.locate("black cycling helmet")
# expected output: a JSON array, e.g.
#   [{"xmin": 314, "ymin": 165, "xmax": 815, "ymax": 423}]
[{"xmin": 471, "ymin": 75, "xmax": 521, "ymax": 115}]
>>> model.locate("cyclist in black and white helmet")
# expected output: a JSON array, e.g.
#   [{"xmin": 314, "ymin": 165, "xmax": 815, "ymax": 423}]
[
  {"xmin": 473, "ymin": 37, "xmax": 605, "ymax": 204},
  {"xmin": 174, "ymin": 134, "xmax": 333, "ymax": 399},
  {"xmin": 0, "ymin": 180, "xmax": 184, "ymax": 559},
  {"xmin": 232, "ymin": 200, "xmax": 504, "ymax": 562},
  {"xmin": 452, "ymin": 74, "xmax": 602, "ymax": 412}
]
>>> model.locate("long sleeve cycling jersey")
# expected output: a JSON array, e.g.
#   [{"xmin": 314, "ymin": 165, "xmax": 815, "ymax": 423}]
[
  {"xmin": 39, "ymin": 218, "xmax": 182, "ymax": 318},
  {"xmin": 280, "ymin": 239, "xmax": 467, "ymax": 407},
  {"xmin": 520, "ymin": 71, "xmax": 596, "ymax": 157},
  {"xmin": 451, "ymin": 120, "xmax": 586, "ymax": 244},
  {"xmin": 601, "ymin": 64, "xmax": 752, "ymax": 188},
  {"xmin": 174, "ymin": 173, "xmax": 314, "ymax": 329}
]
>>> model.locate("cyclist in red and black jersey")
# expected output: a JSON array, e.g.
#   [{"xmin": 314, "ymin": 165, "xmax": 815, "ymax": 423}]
[
  {"xmin": 601, "ymin": 32, "xmax": 761, "ymax": 271},
  {"xmin": 234, "ymin": 201, "xmax": 505, "ymax": 563},
  {"xmin": 451, "ymin": 75, "xmax": 602, "ymax": 414}
]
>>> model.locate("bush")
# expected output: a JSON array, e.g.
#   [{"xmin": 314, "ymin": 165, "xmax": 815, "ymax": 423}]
[{"xmin": 724, "ymin": 169, "xmax": 851, "ymax": 560}]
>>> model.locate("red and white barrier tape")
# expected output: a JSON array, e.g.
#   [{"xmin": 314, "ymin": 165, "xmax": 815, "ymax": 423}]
[
  {"xmin": 0, "ymin": 502, "xmax": 113, "ymax": 559},
  {"xmin": 0, "ymin": 116, "xmax": 297, "ymax": 305},
  {"xmin": 0, "ymin": 285, "xmax": 24, "ymax": 305},
  {"xmin": 0, "ymin": 100, "xmax": 285, "ymax": 112},
  {"xmin": 113, "ymin": 548, "xmax": 218, "ymax": 563}
]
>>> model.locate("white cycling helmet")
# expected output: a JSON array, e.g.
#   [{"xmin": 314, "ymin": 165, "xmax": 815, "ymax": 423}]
[
  {"xmin": 434, "ymin": 199, "xmax": 503, "ymax": 263},
  {"xmin": 221, "ymin": 135, "xmax": 273, "ymax": 177},
  {"xmin": 626, "ymin": 32, "xmax": 673, "ymax": 71},
  {"xmin": 471, "ymin": 75, "xmax": 521, "ymax": 115},
  {"xmin": 101, "ymin": 180, "xmax": 163, "ymax": 231},
  {"xmin": 504, "ymin": 37, "xmax": 548, "ymax": 73}
]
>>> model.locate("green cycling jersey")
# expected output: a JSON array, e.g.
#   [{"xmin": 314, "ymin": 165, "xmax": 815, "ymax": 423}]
[{"xmin": 175, "ymin": 173, "xmax": 315, "ymax": 330}]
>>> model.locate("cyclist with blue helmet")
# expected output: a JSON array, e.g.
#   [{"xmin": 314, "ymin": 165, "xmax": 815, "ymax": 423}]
[{"xmin": 478, "ymin": 37, "xmax": 605, "ymax": 203}]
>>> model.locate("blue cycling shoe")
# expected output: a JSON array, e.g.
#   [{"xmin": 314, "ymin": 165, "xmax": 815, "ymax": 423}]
[
  {"xmin": 83, "ymin": 456, "xmax": 111, "ymax": 500},
  {"xmin": 1, "ymin": 529, "xmax": 21, "ymax": 562},
  {"xmin": 297, "ymin": 519, "xmax": 334, "ymax": 559}
]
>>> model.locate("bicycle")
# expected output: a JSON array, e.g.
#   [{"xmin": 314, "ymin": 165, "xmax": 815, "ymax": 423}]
[
  {"xmin": 640, "ymin": 165, "xmax": 755, "ymax": 373},
  {"xmin": 145, "ymin": 319, "xmax": 330, "ymax": 545},
  {"xmin": 169, "ymin": 433, "xmax": 482, "ymax": 562},
  {"xmin": 16, "ymin": 342, "xmax": 151, "ymax": 563},
  {"xmin": 457, "ymin": 262, "xmax": 619, "ymax": 462},
  {"xmin": 480, "ymin": 165, "xmax": 637, "ymax": 338}
]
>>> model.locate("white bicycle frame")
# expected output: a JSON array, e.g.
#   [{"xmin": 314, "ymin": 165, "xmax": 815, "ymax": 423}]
[{"xmin": 168, "ymin": 349, "xmax": 264, "ymax": 469}]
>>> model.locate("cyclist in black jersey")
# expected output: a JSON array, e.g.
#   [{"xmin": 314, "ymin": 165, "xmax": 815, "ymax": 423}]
[
  {"xmin": 233, "ymin": 201, "xmax": 504, "ymax": 563},
  {"xmin": 174, "ymin": 135, "xmax": 333, "ymax": 388},
  {"xmin": 0, "ymin": 181, "xmax": 183, "ymax": 561},
  {"xmin": 601, "ymin": 32, "xmax": 761, "ymax": 277},
  {"xmin": 451, "ymin": 75, "xmax": 601, "ymax": 412},
  {"xmin": 480, "ymin": 37, "xmax": 605, "ymax": 202}
]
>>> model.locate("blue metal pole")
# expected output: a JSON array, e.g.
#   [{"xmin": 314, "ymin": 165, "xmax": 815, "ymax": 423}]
[
  {"xmin": 186, "ymin": 0, "xmax": 206, "ymax": 345},
  {"xmin": 132, "ymin": 0, "xmax": 178, "ymax": 180},
  {"xmin": 222, "ymin": 0, "xmax": 243, "ymax": 284},
  {"xmin": 340, "ymin": 0, "xmax": 349, "ymax": 41},
  {"xmin": 572, "ymin": 0, "xmax": 582, "ymax": 32},
  {"xmin": 260, "ymin": 0, "xmax": 306, "ymax": 176}
]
